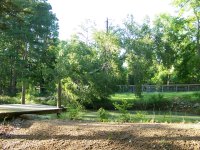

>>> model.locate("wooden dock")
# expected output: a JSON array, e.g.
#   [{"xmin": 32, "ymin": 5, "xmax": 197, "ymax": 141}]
[{"xmin": 0, "ymin": 104, "xmax": 64, "ymax": 118}]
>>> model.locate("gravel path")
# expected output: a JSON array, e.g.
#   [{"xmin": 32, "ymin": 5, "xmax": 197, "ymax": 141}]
[{"xmin": 0, "ymin": 119, "xmax": 200, "ymax": 150}]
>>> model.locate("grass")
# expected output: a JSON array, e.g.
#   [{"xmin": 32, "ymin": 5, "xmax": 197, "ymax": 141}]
[
  {"xmin": 111, "ymin": 92, "xmax": 199, "ymax": 102},
  {"xmin": 1, "ymin": 91, "xmax": 200, "ymax": 123},
  {"xmin": 110, "ymin": 93, "xmax": 137, "ymax": 102},
  {"xmin": 57, "ymin": 110, "xmax": 200, "ymax": 123},
  {"xmin": 54, "ymin": 91, "xmax": 200, "ymax": 123},
  {"xmin": 1, "ymin": 109, "xmax": 200, "ymax": 123},
  {"xmin": 110, "ymin": 92, "xmax": 200, "ymax": 113}
]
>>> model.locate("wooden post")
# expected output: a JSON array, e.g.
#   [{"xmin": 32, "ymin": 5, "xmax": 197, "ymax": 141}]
[
  {"xmin": 21, "ymin": 34, "xmax": 28, "ymax": 105},
  {"xmin": 57, "ymin": 80, "xmax": 62, "ymax": 108}
]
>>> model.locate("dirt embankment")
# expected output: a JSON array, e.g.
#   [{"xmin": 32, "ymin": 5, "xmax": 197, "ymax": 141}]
[{"xmin": 0, "ymin": 118, "xmax": 200, "ymax": 150}]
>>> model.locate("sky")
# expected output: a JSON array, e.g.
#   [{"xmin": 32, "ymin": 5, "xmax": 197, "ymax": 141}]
[{"xmin": 48, "ymin": 0, "xmax": 177, "ymax": 40}]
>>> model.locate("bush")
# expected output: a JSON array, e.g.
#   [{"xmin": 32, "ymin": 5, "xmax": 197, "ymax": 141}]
[
  {"xmin": 0, "ymin": 96, "xmax": 19, "ymax": 104},
  {"xmin": 194, "ymin": 92, "xmax": 200, "ymax": 99},
  {"xmin": 132, "ymin": 111, "xmax": 147, "ymax": 122},
  {"xmin": 97, "ymin": 108, "xmax": 109, "ymax": 122},
  {"xmin": 83, "ymin": 98, "xmax": 114, "ymax": 110},
  {"xmin": 67, "ymin": 102, "xmax": 84, "ymax": 120},
  {"xmin": 145, "ymin": 94, "xmax": 171, "ymax": 110},
  {"xmin": 114, "ymin": 99, "xmax": 132, "ymax": 122}
]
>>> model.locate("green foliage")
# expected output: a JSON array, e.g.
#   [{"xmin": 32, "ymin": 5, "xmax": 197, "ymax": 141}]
[
  {"xmin": 29, "ymin": 96, "xmax": 57, "ymax": 106},
  {"xmin": 147, "ymin": 94, "xmax": 171, "ymax": 110},
  {"xmin": 132, "ymin": 111, "xmax": 148, "ymax": 122},
  {"xmin": 0, "ymin": 0, "xmax": 200, "ymax": 110},
  {"xmin": 194, "ymin": 92, "xmax": 200, "ymax": 99},
  {"xmin": 114, "ymin": 99, "xmax": 132, "ymax": 122},
  {"xmin": 111, "ymin": 92, "xmax": 200, "ymax": 114},
  {"xmin": 57, "ymin": 109, "xmax": 200, "ymax": 123},
  {"xmin": 56, "ymin": 33, "xmax": 123, "ymax": 106},
  {"xmin": 0, "ymin": 0, "xmax": 24, "ymax": 30},
  {"xmin": 0, "ymin": 0, "xmax": 58, "ymax": 99},
  {"xmin": 0, "ymin": 96, "xmax": 20, "ymax": 104},
  {"xmin": 121, "ymin": 15, "xmax": 154, "ymax": 96},
  {"xmin": 97, "ymin": 108, "xmax": 109, "ymax": 122},
  {"xmin": 83, "ymin": 98, "xmax": 114, "ymax": 110},
  {"xmin": 67, "ymin": 102, "xmax": 84, "ymax": 120}
]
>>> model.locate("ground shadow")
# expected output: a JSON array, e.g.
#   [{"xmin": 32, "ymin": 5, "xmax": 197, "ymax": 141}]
[{"xmin": 1, "ymin": 122, "xmax": 199, "ymax": 149}]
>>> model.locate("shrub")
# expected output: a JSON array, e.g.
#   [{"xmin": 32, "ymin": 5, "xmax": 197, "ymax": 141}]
[
  {"xmin": 132, "ymin": 111, "xmax": 147, "ymax": 122},
  {"xmin": 97, "ymin": 108, "xmax": 109, "ymax": 122},
  {"xmin": 0, "ymin": 96, "xmax": 19, "ymax": 104},
  {"xmin": 146, "ymin": 94, "xmax": 171, "ymax": 110},
  {"xmin": 194, "ymin": 92, "xmax": 200, "ymax": 99},
  {"xmin": 83, "ymin": 97, "xmax": 114, "ymax": 110},
  {"xmin": 67, "ymin": 102, "xmax": 84, "ymax": 120},
  {"xmin": 114, "ymin": 99, "xmax": 132, "ymax": 122}
]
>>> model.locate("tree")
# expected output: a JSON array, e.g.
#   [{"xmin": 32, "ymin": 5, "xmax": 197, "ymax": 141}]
[
  {"xmin": 92, "ymin": 31, "xmax": 124, "ymax": 96},
  {"xmin": 0, "ymin": 0, "xmax": 24, "ymax": 30},
  {"xmin": 55, "ymin": 30, "xmax": 123, "ymax": 108},
  {"xmin": 120, "ymin": 15, "xmax": 154, "ymax": 97},
  {"xmin": 152, "ymin": 14, "xmax": 185, "ymax": 84},
  {"xmin": 0, "ymin": 0, "xmax": 58, "ymax": 102},
  {"xmin": 55, "ymin": 39, "xmax": 98, "ymax": 105},
  {"xmin": 173, "ymin": 0, "xmax": 200, "ymax": 56},
  {"xmin": 172, "ymin": 0, "xmax": 200, "ymax": 83}
]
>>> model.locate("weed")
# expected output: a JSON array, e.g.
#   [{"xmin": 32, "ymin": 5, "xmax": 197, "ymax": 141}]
[{"xmin": 107, "ymin": 133, "xmax": 113, "ymax": 140}]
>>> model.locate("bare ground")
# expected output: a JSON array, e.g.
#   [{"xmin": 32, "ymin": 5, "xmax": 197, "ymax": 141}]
[{"xmin": 0, "ymin": 118, "xmax": 200, "ymax": 150}]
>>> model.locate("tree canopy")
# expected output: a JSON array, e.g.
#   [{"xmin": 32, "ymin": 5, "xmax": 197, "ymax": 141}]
[{"xmin": 0, "ymin": 0, "xmax": 199, "ymax": 104}]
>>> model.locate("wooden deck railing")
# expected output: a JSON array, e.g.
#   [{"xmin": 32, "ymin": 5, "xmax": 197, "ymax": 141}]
[{"xmin": 117, "ymin": 84, "xmax": 200, "ymax": 93}]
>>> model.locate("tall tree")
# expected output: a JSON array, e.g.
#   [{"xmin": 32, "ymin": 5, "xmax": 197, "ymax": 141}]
[
  {"xmin": 153, "ymin": 14, "xmax": 184, "ymax": 84},
  {"xmin": 120, "ymin": 15, "xmax": 154, "ymax": 96},
  {"xmin": 173, "ymin": 0, "xmax": 200, "ymax": 56},
  {"xmin": 0, "ymin": 0, "xmax": 58, "ymax": 101}
]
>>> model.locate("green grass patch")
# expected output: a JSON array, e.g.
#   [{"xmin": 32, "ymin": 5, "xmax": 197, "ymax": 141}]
[
  {"xmin": 58, "ymin": 110, "xmax": 200, "ymax": 123},
  {"xmin": 111, "ymin": 92, "xmax": 199, "ymax": 102},
  {"xmin": 110, "ymin": 92, "xmax": 200, "ymax": 114},
  {"xmin": 110, "ymin": 93, "xmax": 137, "ymax": 102}
]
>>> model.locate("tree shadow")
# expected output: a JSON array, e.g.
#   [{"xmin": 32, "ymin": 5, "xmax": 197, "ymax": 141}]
[{"xmin": 1, "ymin": 122, "xmax": 199, "ymax": 149}]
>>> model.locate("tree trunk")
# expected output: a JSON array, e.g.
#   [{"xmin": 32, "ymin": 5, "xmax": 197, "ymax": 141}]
[
  {"xmin": 196, "ymin": 16, "xmax": 200, "ymax": 56},
  {"xmin": 194, "ymin": 8, "xmax": 200, "ymax": 56},
  {"xmin": 21, "ymin": 80, "xmax": 26, "ymax": 104},
  {"xmin": 134, "ymin": 61, "xmax": 143, "ymax": 97},
  {"xmin": 9, "ymin": 67, "xmax": 17, "ymax": 96},
  {"xmin": 21, "ymin": 35, "xmax": 28, "ymax": 104},
  {"xmin": 57, "ymin": 80, "xmax": 62, "ymax": 108},
  {"xmin": 39, "ymin": 78, "xmax": 46, "ymax": 96},
  {"xmin": 167, "ymin": 73, "xmax": 170, "ymax": 85}
]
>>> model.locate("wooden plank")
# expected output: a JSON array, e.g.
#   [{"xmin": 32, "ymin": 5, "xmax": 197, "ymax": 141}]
[{"xmin": 0, "ymin": 104, "xmax": 64, "ymax": 118}]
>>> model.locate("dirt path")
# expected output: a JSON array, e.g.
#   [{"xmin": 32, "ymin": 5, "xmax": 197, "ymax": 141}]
[{"xmin": 0, "ymin": 119, "xmax": 200, "ymax": 150}]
